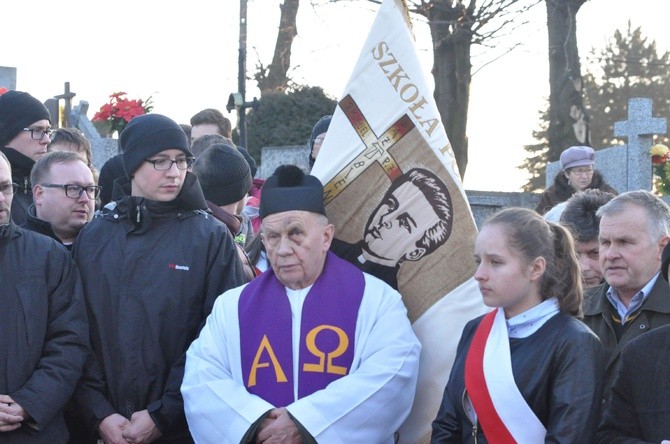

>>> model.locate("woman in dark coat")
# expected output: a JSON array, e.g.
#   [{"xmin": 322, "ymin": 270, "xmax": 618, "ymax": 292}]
[
  {"xmin": 431, "ymin": 208, "xmax": 605, "ymax": 443},
  {"xmin": 536, "ymin": 146, "xmax": 617, "ymax": 215}
]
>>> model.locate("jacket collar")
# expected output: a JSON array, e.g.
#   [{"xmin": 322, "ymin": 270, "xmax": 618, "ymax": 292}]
[
  {"xmin": 23, "ymin": 204, "xmax": 61, "ymax": 243},
  {"xmin": 108, "ymin": 172, "xmax": 209, "ymax": 233},
  {"xmin": 584, "ymin": 277, "xmax": 670, "ymax": 316},
  {"xmin": 0, "ymin": 221, "xmax": 21, "ymax": 243},
  {"xmin": 206, "ymin": 200, "xmax": 241, "ymax": 235},
  {"xmin": 0, "ymin": 147, "xmax": 35, "ymax": 176}
]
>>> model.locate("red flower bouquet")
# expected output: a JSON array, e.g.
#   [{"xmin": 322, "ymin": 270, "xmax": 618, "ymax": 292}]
[{"xmin": 93, "ymin": 92, "xmax": 153, "ymax": 136}]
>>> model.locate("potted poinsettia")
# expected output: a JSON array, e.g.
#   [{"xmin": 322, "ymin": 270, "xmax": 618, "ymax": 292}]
[
  {"xmin": 651, "ymin": 143, "xmax": 670, "ymax": 196},
  {"xmin": 92, "ymin": 91, "xmax": 153, "ymax": 138}
]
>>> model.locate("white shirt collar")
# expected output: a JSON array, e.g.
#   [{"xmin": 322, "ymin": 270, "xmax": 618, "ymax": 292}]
[{"xmin": 506, "ymin": 297, "xmax": 560, "ymax": 339}]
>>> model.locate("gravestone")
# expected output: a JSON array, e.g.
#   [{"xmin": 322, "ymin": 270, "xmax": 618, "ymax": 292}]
[
  {"xmin": 546, "ymin": 98, "xmax": 668, "ymax": 193},
  {"xmin": 259, "ymin": 145, "xmax": 310, "ymax": 178},
  {"xmin": 70, "ymin": 102, "xmax": 120, "ymax": 170},
  {"xmin": 0, "ymin": 66, "xmax": 16, "ymax": 91}
]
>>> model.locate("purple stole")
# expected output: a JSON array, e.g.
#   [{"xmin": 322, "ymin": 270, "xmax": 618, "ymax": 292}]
[{"xmin": 239, "ymin": 252, "xmax": 365, "ymax": 407}]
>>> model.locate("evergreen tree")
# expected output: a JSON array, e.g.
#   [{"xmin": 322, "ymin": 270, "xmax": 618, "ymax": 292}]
[
  {"xmin": 240, "ymin": 85, "xmax": 337, "ymax": 163},
  {"xmin": 584, "ymin": 22, "xmax": 670, "ymax": 148},
  {"xmin": 522, "ymin": 23, "xmax": 670, "ymax": 191}
]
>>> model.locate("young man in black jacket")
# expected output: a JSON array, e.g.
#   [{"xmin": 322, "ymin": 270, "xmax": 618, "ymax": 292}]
[
  {"xmin": 0, "ymin": 90, "xmax": 52, "ymax": 225},
  {"xmin": 72, "ymin": 114, "xmax": 246, "ymax": 443}
]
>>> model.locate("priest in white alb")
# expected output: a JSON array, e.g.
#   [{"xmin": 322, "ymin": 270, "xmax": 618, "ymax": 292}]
[{"xmin": 181, "ymin": 165, "xmax": 421, "ymax": 443}]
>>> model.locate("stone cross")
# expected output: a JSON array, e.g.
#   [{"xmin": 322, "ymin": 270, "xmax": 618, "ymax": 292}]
[
  {"xmin": 54, "ymin": 82, "xmax": 77, "ymax": 127},
  {"xmin": 546, "ymin": 97, "xmax": 668, "ymax": 193},
  {"xmin": 613, "ymin": 98, "xmax": 668, "ymax": 191}
]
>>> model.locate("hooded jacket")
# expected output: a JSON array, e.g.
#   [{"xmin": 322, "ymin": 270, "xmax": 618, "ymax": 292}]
[
  {"xmin": 0, "ymin": 222, "xmax": 89, "ymax": 443},
  {"xmin": 72, "ymin": 172, "xmax": 245, "ymax": 442}
]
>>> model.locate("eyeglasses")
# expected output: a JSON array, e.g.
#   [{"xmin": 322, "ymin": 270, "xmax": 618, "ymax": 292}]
[
  {"xmin": 570, "ymin": 166, "xmax": 594, "ymax": 176},
  {"xmin": 144, "ymin": 157, "xmax": 195, "ymax": 171},
  {"xmin": 40, "ymin": 183, "xmax": 101, "ymax": 199},
  {"xmin": 0, "ymin": 182, "xmax": 18, "ymax": 196},
  {"xmin": 22, "ymin": 128, "xmax": 54, "ymax": 141}
]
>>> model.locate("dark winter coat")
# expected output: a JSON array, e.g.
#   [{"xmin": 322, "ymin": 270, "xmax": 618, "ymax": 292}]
[
  {"xmin": 72, "ymin": 172, "xmax": 246, "ymax": 442},
  {"xmin": 582, "ymin": 276, "xmax": 670, "ymax": 395},
  {"xmin": 0, "ymin": 147, "xmax": 35, "ymax": 225},
  {"xmin": 597, "ymin": 324, "xmax": 670, "ymax": 442},
  {"xmin": 22, "ymin": 204, "xmax": 66, "ymax": 247},
  {"xmin": 535, "ymin": 170, "xmax": 617, "ymax": 215},
  {"xmin": 431, "ymin": 313, "xmax": 605, "ymax": 443},
  {"xmin": 0, "ymin": 222, "xmax": 89, "ymax": 443}
]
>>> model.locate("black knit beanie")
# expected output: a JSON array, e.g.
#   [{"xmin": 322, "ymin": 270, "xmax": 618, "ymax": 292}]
[
  {"xmin": 309, "ymin": 115, "xmax": 332, "ymax": 167},
  {"xmin": 119, "ymin": 114, "xmax": 192, "ymax": 176},
  {"xmin": 0, "ymin": 91, "xmax": 51, "ymax": 148},
  {"xmin": 260, "ymin": 164, "xmax": 325, "ymax": 218},
  {"xmin": 237, "ymin": 146, "xmax": 257, "ymax": 178},
  {"xmin": 98, "ymin": 153, "xmax": 127, "ymax": 206},
  {"xmin": 193, "ymin": 143, "xmax": 252, "ymax": 206},
  {"xmin": 662, "ymin": 242, "xmax": 670, "ymax": 281}
]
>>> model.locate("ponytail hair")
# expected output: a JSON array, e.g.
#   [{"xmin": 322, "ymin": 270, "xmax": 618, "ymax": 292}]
[
  {"xmin": 546, "ymin": 222, "xmax": 583, "ymax": 317},
  {"xmin": 484, "ymin": 208, "xmax": 583, "ymax": 317}
]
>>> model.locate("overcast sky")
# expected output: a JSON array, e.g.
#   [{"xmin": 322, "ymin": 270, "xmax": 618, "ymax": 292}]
[{"xmin": 1, "ymin": 0, "xmax": 667, "ymax": 191}]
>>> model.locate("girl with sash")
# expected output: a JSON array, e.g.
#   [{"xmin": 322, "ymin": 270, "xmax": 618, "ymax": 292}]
[{"xmin": 431, "ymin": 208, "xmax": 605, "ymax": 443}]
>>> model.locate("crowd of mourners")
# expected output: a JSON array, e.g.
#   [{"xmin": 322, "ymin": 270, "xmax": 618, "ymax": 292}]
[{"xmin": 1, "ymin": 89, "xmax": 668, "ymax": 444}]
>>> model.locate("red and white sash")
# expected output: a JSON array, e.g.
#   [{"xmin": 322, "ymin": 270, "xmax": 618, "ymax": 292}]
[{"xmin": 464, "ymin": 308, "xmax": 546, "ymax": 443}]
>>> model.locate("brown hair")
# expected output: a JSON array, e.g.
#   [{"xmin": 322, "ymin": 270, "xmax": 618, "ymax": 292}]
[
  {"xmin": 190, "ymin": 108, "xmax": 232, "ymax": 138},
  {"xmin": 485, "ymin": 207, "xmax": 583, "ymax": 317},
  {"xmin": 31, "ymin": 150, "xmax": 92, "ymax": 187},
  {"xmin": 48, "ymin": 127, "xmax": 93, "ymax": 166}
]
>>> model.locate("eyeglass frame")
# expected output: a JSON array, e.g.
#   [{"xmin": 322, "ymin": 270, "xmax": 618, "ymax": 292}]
[
  {"xmin": 22, "ymin": 128, "xmax": 55, "ymax": 141},
  {"xmin": 143, "ymin": 157, "xmax": 195, "ymax": 171},
  {"xmin": 0, "ymin": 182, "xmax": 19, "ymax": 196},
  {"xmin": 568, "ymin": 166, "xmax": 595, "ymax": 176},
  {"xmin": 40, "ymin": 183, "xmax": 102, "ymax": 200}
]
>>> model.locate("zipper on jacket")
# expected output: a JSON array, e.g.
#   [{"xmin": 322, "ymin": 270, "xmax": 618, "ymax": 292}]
[
  {"xmin": 462, "ymin": 389, "xmax": 479, "ymax": 443},
  {"xmin": 23, "ymin": 177, "xmax": 29, "ymax": 194}
]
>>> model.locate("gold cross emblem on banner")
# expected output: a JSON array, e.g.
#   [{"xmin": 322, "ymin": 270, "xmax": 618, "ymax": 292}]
[{"xmin": 323, "ymin": 95, "xmax": 415, "ymax": 205}]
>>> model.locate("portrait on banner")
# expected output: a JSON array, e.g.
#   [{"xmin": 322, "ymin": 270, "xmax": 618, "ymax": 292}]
[{"xmin": 326, "ymin": 105, "xmax": 477, "ymax": 323}]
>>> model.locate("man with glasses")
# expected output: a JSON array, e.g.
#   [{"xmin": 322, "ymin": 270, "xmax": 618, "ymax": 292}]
[
  {"xmin": 71, "ymin": 114, "xmax": 245, "ymax": 443},
  {"xmin": 0, "ymin": 90, "xmax": 53, "ymax": 225},
  {"xmin": 0, "ymin": 150, "xmax": 89, "ymax": 442},
  {"xmin": 22, "ymin": 151, "xmax": 98, "ymax": 249}
]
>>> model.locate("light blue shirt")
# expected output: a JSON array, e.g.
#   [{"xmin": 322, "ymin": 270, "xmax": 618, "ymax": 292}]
[{"xmin": 606, "ymin": 272, "xmax": 659, "ymax": 324}]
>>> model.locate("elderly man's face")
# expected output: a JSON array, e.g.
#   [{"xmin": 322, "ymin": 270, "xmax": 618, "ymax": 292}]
[
  {"xmin": 599, "ymin": 204, "xmax": 668, "ymax": 300},
  {"xmin": 0, "ymin": 157, "xmax": 13, "ymax": 225},
  {"xmin": 362, "ymin": 181, "xmax": 438, "ymax": 266},
  {"xmin": 262, "ymin": 210, "xmax": 334, "ymax": 290}
]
